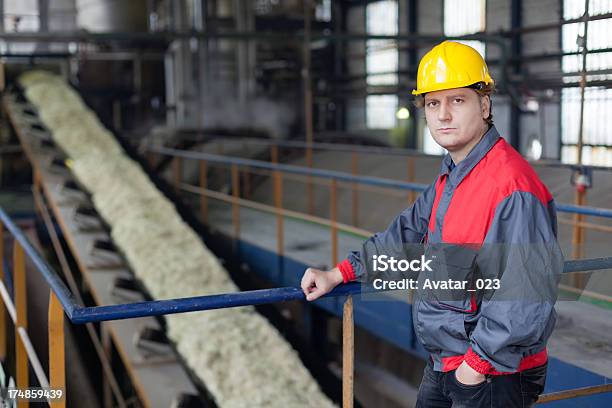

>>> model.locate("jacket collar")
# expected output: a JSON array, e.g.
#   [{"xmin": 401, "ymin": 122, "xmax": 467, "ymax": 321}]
[{"xmin": 438, "ymin": 125, "xmax": 501, "ymax": 186}]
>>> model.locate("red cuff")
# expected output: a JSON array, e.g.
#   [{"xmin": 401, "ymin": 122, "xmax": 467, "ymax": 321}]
[
  {"xmin": 464, "ymin": 347, "xmax": 494, "ymax": 375},
  {"xmin": 336, "ymin": 259, "xmax": 356, "ymax": 283}
]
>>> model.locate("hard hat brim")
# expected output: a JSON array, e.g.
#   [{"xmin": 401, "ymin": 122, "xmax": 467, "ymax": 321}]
[{"xmin": 412, "ymin": 79, "xmax": 494, "ymax": 96}]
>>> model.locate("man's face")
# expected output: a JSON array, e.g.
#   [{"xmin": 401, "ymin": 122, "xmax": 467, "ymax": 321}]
[{"xmin": 424, "ymin": 88, "xmax": 490, "ymax": 152}]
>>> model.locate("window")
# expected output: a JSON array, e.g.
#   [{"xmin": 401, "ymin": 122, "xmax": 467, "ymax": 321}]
[
  {"xmin": 366, "ymin": 0, "xmax": 398, "ymax": 129},
  {"xmin": 316, "ymin": 0, "xmax": 332, "ymax": 22},
  {"xmin": 1, "ymin": 0, "xmax": 40, "ymax": 54},
  {"xmin": 443, "ymin": 0, "xmax": 486, "ymax": 57},
  {"xmin": 561, "ymin": 0, "xmax": 612, "ymax": 166}
]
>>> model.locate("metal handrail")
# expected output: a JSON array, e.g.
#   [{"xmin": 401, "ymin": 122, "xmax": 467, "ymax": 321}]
[
  {"xmin": 148, "ymin": 146, "xmax": 612, "ymax": 219},
  {"xmin": 1, "ymin": 207, "xmax": 611, "ymax": 325},
  {"xmin": 0, "ymin": 209, "xmax": 77, "ymax": 317},
  {"xmin": 164, "ymin": 136, "xmax": 612, "ymax": 172}
]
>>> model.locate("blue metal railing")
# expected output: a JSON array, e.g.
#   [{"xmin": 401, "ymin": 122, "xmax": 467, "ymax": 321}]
[
  {"xmin": 173, "ymin": 135, "xmax": 612, "ymax": 173},
  {"xmin": 1, "ymin": 207, "xmax": 611, "ymax": 325},
  {"xmin": 149, "ymin": 146, "xmax": 612, "ymax": 219}
]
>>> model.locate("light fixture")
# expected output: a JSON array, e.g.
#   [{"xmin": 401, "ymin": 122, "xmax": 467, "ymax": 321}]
[
  {"xmin": 530, "ymin": 139, "xmax": 542, "ymax": 160},
  {"xmin": 396, "ymin": 107, "xmax": 410, "ymax": 120}
]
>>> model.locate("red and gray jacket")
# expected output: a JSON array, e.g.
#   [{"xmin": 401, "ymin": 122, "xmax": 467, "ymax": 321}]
[{"xmin": 337, "ymin": 125, "xmax": 563, "ymax": 375}]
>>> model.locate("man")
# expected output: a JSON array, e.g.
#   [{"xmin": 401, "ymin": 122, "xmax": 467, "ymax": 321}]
[{"xmin": 300, "ymin": 41, "xmax": 562, "ymax": 407}]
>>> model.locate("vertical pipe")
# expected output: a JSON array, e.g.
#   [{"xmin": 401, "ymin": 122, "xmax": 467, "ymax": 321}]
[
  {"xmin": 274, "ymin": 171, "xmax": 284, "ymax": 257},
  {"xmin": 576, "ymin": 0, "xmax": 590, "ymax": 166},
  {"xmin": 48, "ymin": 291, "xmax": 65, "ymax": 408},
  {"xmin": 173, "ymin": 156, "xmax": 182, "ymax": 195},
  {"xmin": 199, "ymin": 160, "xmax": 208, "ymax": 225},
  {"xmin": 330, "ymin": 178, "xmax": 338, "ymax": 267},
  {"xmin": 14, "ymin": 243, "xmax": 28, "ymax": 408},
  {"xmin": 407, "ymin": 156, "xmax": 416, "ymax": 204},
  {"xmin": 303, "ymin": 0, "xmax": 313, "ymax": 145},
  {"xmin": 231, "ymin": 164, "xmax": 240, "ymax": 242},
  {"xmin": 509, "ymin": 0, "xmax": 523, "ymax": 149},
  {"xmin": 342, "ymin": 295, "xmax": 354, "ymax": 408},
  {"xmin": 407, "ymin": 0, "xmax": 418, "ymax": 148},
  {"xmin": 0, "ymin": 223, "xmax": 5, "ymax": 360},
  {"xmin": 332, "ymin": 1, "xmax": 346, "ymax": 131},
  {"xmin": 572, "ymin": 0, "xmax": 590, "ymax": 288},
  {"xmin": 303, "ymin": 0, "xmax": 315, "ymax": 215},
  {"xmin": 351, "ymin": 152, "xmax": 359, "ymax": 227}
]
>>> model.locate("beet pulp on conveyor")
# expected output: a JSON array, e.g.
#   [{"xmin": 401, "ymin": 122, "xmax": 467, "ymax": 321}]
[{"xmin": 18, "ymin": 70, "xmax": 337, "ymax": 408}]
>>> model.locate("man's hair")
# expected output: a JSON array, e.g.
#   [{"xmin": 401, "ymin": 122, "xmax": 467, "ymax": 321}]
[{"xmin": 413, "ymin": 81, "xmax": 496, "ymax": 125}]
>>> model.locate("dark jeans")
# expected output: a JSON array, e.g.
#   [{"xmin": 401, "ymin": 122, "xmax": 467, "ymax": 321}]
[{"xmin": 416, "ymin": 359, "xmax": 547, "ymax": 408}]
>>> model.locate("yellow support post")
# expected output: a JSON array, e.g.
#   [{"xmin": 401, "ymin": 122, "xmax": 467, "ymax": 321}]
[
  {"xmin": 271, "ymin": 145, "xmax": 279, "ymax": 164},
  {"xmin": 342, "ymin": 295, "xmax": 354, "ymax": 408},
  {"xmin": 48, "ymin": 291, "xmax": 65, "ymax": 408},
  {"xmin": 0, "ymin": 223, "xmax": 6, "ymax": 360},
  {"xmin": 571, "ymin": 188, "xmax": 586, "ymax": 288},
  {"xmin": 14, "ymin": 242, "xmax": 28, "ymax": 408}
]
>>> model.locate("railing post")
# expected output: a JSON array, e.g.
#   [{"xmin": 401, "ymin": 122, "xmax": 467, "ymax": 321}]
[
  {"xmin": 173, "ymin": 156, "xmax": 183, "ymax": 195},
  {"xmin": 0, "ymin": 223, "xmax": 5, "ymax": 360},
  {"xmin": 231, "ymin": 164, "xmax": 240, "ymax": 242},
  {"xmin": 572, "ymin": 188, "xmax": 586, "ymax": 288},
  {"xmin": 199, "ymin": 160, "xmax": 208, "ymax": 225},
  {"xmin": 48, "ymin": 291, "xmax": 65, "ymax": 408},
  {"xmin": 351, "ymin": 152, "xmax": 359, "ymax": 228},
  {"xmin": 330, "ymin": 178, "xmax": 338, "ymax": 267},
  {"xmin": 273, "ymin": 171, "xmax": 284, "ymax": 257},
  {"xmin": 271, "ymin": 144, "xmax": 279, "ymax": 164},
  {"xmin": 14, "ymin": 242, "xmax": 28, "ymax": 408},
  {"xmin": 243, "ymin": 166, "xmax": 251, "ymax": 199},
  {"xmin": 342, "ymin": 295, "xmax": 354, "ymax": 408}
]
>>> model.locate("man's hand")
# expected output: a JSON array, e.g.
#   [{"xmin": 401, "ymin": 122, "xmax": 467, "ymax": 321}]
[
  {"xmin": 301, "ymin": 267, "xmax": 344, "ymax": 301},
  {"xmin": 455, "ymin": 361, "xmax": 486, "ymax": 385}
]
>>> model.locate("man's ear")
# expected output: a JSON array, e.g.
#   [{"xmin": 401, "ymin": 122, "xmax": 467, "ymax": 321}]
[{"xmin": 481, "ymin": 95, "xmax": 491, "ymax": 119}]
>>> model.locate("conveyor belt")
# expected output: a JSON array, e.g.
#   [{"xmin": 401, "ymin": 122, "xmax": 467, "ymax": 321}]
[{"xmin": 3, "ymin": 94, "xmax": 201, "ymax": 408}]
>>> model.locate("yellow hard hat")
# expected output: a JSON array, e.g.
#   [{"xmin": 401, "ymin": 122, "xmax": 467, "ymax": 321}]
[{"xmin": 412, "ymin": 41, "xmax": 494, "ymax": 95}]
